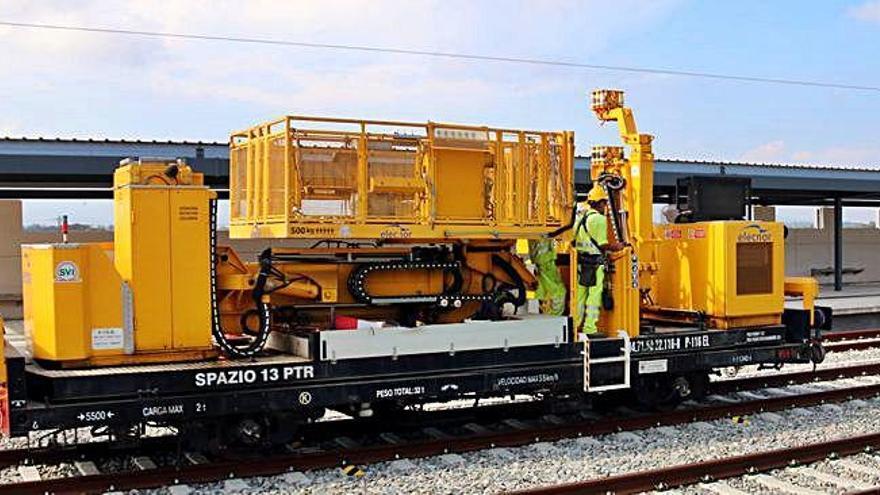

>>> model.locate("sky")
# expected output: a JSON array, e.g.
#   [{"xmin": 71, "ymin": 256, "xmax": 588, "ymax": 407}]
[{"xmin": 2, "ymin": 0, "xmax": 880, "ymax": 226}]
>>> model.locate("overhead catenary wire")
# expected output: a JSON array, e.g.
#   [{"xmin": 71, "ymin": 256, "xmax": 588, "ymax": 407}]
[{"xmin": 0, "ymin": 20, "xmax": 878, "ymax": 93}]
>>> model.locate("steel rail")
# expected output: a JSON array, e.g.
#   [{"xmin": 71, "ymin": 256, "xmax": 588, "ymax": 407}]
[
  {"xmin": 509, "ymin": 432, "xmax": 880, "ymax": 494},
  {"xmin": 825, "ymin": 339, "xmax": 880, "ymax": 352},
  {"xmin": 1, "ymin": 379, "xmax": 880, "ymax": 494},
  {"xmin": 819, "ymin": 328, "xmax": 880, "ymax": 353},
  {"xmin": 823, "ymin": 328, "xmax": 880, "ymax": 342},
  {"xmin": 710, "ymin": 361, "xmax": 880, "ymax": 394}
]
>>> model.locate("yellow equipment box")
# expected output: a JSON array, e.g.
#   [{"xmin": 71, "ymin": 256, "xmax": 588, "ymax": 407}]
[
  {"xmin": 651, "ymin": 221, "xmax": 785, "ymax": 329},
  {"xmin": 22, "ymin": 243, "xmax": 124, "ymax": 362},
  {"xmin": 228, "ymin": 116, "xmax": 574, "ymax": 240},
  {"xmin": 113, "ymin": 161, "xmax": 215, "ymax": 354},
  {"xmin": 21, "ymin": 159, "xmax": 216, "ymax": 367}
]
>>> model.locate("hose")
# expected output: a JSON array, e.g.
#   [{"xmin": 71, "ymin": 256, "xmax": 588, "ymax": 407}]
[
  {"xmin": 490, "ymin": 254, "xmax": 527, "ymax": 308},
  {"xmin": 546, "ymin": 203, "xmax": 578, "ymax": 238},
  {"xmin": 209, "ymin": 199, "xmax": 272, "ymax": 358},
  {"xmin": 598, "ymin": 174, "xmax": 626, "ymax": 243}
]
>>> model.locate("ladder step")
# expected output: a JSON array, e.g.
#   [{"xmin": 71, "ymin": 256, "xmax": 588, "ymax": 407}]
[
  {"xmin": 589, "ymin": 357, "xmax": 627, "ymax": 364},
  {"xmin": 585, "ymin": 330, "xmax": 631, "ymax": 392}
]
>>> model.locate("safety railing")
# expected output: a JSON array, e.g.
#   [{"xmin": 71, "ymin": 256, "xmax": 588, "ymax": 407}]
[{"xmin": 229, "ymin": 116, "xmax": 574, "ymax": 240}]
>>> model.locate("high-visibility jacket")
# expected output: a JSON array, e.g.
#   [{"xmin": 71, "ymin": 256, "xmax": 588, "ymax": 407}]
[{"xmin": 574, "ymin": 208, "xmax": 608, "ymax": 256}]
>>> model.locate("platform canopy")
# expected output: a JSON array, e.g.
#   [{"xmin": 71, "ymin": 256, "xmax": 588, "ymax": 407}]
[
  {"xmin": 575, "ymin": 157, "xmax": 880, "ymax": 207},
  {"xmin": 1, "ymin": 137, "xmax": 880, "ymax": 205}
]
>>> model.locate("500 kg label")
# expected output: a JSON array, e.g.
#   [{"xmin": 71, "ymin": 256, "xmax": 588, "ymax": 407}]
[{"xmin": 194, "ymin": 365, "xmax": 314, "ymax": 387}]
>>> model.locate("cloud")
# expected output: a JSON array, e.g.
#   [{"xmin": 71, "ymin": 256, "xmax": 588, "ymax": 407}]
[
  {"xmin": 0, "ymin": 0, "xmax": 683, "ymax": 138},
  {"xmin": 848, "ymin": 1, "xmax": 880, "ymax": 23},
  {"xmin": 740, "ymin": 140, "xmax": 786, "ymax": 163},
  {"xmin": 738, "ymin": 142, "xmax": 880, "ymax": 168}
]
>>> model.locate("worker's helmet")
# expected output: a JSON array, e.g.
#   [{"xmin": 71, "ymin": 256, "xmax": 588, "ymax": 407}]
[{"xmin": 586, "ymin": 184, "xmax": 609, "ymax": 203}]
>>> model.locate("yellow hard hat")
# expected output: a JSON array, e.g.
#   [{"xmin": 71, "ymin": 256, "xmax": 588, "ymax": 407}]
[{"xmin": 587, "ymin": 184, "xmax": 608, "ymax": 203}]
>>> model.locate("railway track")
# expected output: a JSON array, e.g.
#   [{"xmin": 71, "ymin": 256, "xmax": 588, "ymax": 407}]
[
  {"xmin": 510, "ymin": 432, "xmax": 880, "ymax": 495},
  {"xmin": 2, "ymin": 361, "xmax": 880, "ymax": 494},
  {"xmin": 711, "ymin": 360, "xmax": 880, "ymax": 394},
  {"xmin": 823, "ymin": 328, "xmax": 880, "ymax": 353}
]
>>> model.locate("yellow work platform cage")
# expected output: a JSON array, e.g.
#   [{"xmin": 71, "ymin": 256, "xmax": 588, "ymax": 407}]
[{"xmin": 229, "ymin": 117, "xmax": 574, "ymax": 240}]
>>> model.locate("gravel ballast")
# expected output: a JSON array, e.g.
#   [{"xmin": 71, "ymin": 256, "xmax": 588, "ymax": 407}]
[{"xmin": 149, "ymin": 375, "xmax": 880, "ymax": 495}]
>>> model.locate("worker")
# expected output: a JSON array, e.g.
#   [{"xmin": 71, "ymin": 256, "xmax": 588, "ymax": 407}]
[
  {"xmin": 528, "ymin": 238, "xmax": 566, "ymax": 316},
  {"xmin": 573, "ymin": 184, "xmax": 624, "ymax": 336}
]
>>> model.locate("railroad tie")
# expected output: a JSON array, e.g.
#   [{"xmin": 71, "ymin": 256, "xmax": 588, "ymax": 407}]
[
  {"xmin": 183, "ymin": 452, "xmax": 209, "ymax": 465},
  {"xmin": 389, "ymin": 459, "xmax": 417, "ymax": 473},
  {"xmin": 17, "ymin": 465, "xmax": 41, "ymax": 482},
  {"xmin": 463, "ymin": 422, "xmax": 490, "ymax": 434},
  {"xmin": 752, "ymin": 474, "xmax": 826, "ymax": 495},
  {"xmin": 378, "ymin": 432, "xmax": 404, "ymax": 445},
  {"xmin": 577, "ymin": 409, "xmax": 604, "ymax": 420},
  {"xmin": 167, "ymin": 485, "xmax": 192, "ymax": 495},
  {"xmin": 502, "ymin": 419, "xmax": 531, "ymax": 430},
  {"xmin": 539, "ymin": 414, "xmax": 566, "ymax": 426},
  {"xmin": 223, "ymin": 479, "xmax": 250, "ymax": 492},
  {"xmin": 796, "ymin": 466, "xmax": 872, "ymax": 490},
  {"xmin": 74, "ymin": 460, "xmax": 100, "ymax": 476},
  {"xmin": 834, "ymin": 458, "xmax": 880, "ymax": 477},
  {"xmin": 281, "ymin": 472, "xmax": 311, "ymax": 485},
  {"xmin": 761, "ymin": 387, "xmax": 797, "ymax": 397},
  {"xmin": 698, "ymin": 480, "xmax": 751, "ymax": 495},
  {"xmin": 132, "ymin": 456, "xmax": 157, "ymax": 471},
  {"xmin": 436, "ymin": 453, "xmax": 465, "ymax": 466},
  {"xmin": 735, "ymin": 390, "xmax": 768, "ymax": 401},
  {"xmin": 421, "ymin": 427, "xmax": 451, "ymax": 440},
  {"xmin": 334, "ymin": 436, "xmax": 361, "ymax": 450},
  {"xmin": 704, "ymin": 394, "xmax": 742, "ymax": 404}
]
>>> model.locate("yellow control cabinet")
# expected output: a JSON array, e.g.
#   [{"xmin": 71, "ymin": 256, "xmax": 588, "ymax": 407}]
[
  {"xmin": 113, "ymin": 162, "xmax": 215, "ymax": 354},
  {"xmin": 652, "ymin": 221, "xmax": 785, "ymax": 329}
]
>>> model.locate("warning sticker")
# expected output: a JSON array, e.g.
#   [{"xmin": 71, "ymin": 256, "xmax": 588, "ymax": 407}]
[{"xmin": 91, "ymin": 328, "xmax": 124, "ymax": 350}]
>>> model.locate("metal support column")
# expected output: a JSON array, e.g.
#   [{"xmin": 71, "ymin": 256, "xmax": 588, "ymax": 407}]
[{"xmin": 834, "ymin": 196, "xmax": 843, "ymax": 292}]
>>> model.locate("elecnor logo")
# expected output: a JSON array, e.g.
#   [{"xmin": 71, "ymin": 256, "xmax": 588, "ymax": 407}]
[{"xmin": 737, "ymin": 224, "xmax": 772, "ymax": 243}]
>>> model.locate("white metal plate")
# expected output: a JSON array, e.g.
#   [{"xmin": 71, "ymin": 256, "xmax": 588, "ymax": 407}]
[
  {"xmin": 319, "ymin": 315, "xmax": 568, "ymax": 361},
  {"xmin": 91, "ymin": 328, "xmax": 124, "ymax": 350},
  {"xmin": 638, "ymin": 358, "xmax": 668, "ymax": 375}
]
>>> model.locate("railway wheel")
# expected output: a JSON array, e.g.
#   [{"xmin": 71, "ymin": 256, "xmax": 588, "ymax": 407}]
[
  {"xmin": 179, "ymin": 420, "xmax": 223, "ymax": 454},
  {"xmin": 267, "ymin": 412, "xmax": 301, "ymax": 446},
  {"xmin": 684, "ymin": 371, "xmax": 710, "ymax": 401},
  {"xmin": 232, "ymin": 416, "xmax": 265, "ymax": 446},
  {"xmin": 633, "ymin": 376, "xmax": 679, "ymax": 411},
  {"xmin": 633, "ymin": 372, "xmax": 708, "ymax": 411}
]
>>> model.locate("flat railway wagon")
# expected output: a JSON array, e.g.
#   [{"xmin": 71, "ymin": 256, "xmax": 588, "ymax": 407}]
[{"xmin": 0, "ymin": 90, "xmax": 828, "ymax": 448}]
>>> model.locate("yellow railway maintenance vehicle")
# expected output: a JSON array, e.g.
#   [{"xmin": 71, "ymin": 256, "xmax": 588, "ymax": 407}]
[{"xmin": 0, "ymin": 91, "xmax": 826, "ymax": 447}]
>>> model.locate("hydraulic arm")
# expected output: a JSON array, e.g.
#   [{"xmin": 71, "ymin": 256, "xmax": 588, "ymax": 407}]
[{"xmin": 578, "ymin": 90, "xmax": 658, "ymax": 338}]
